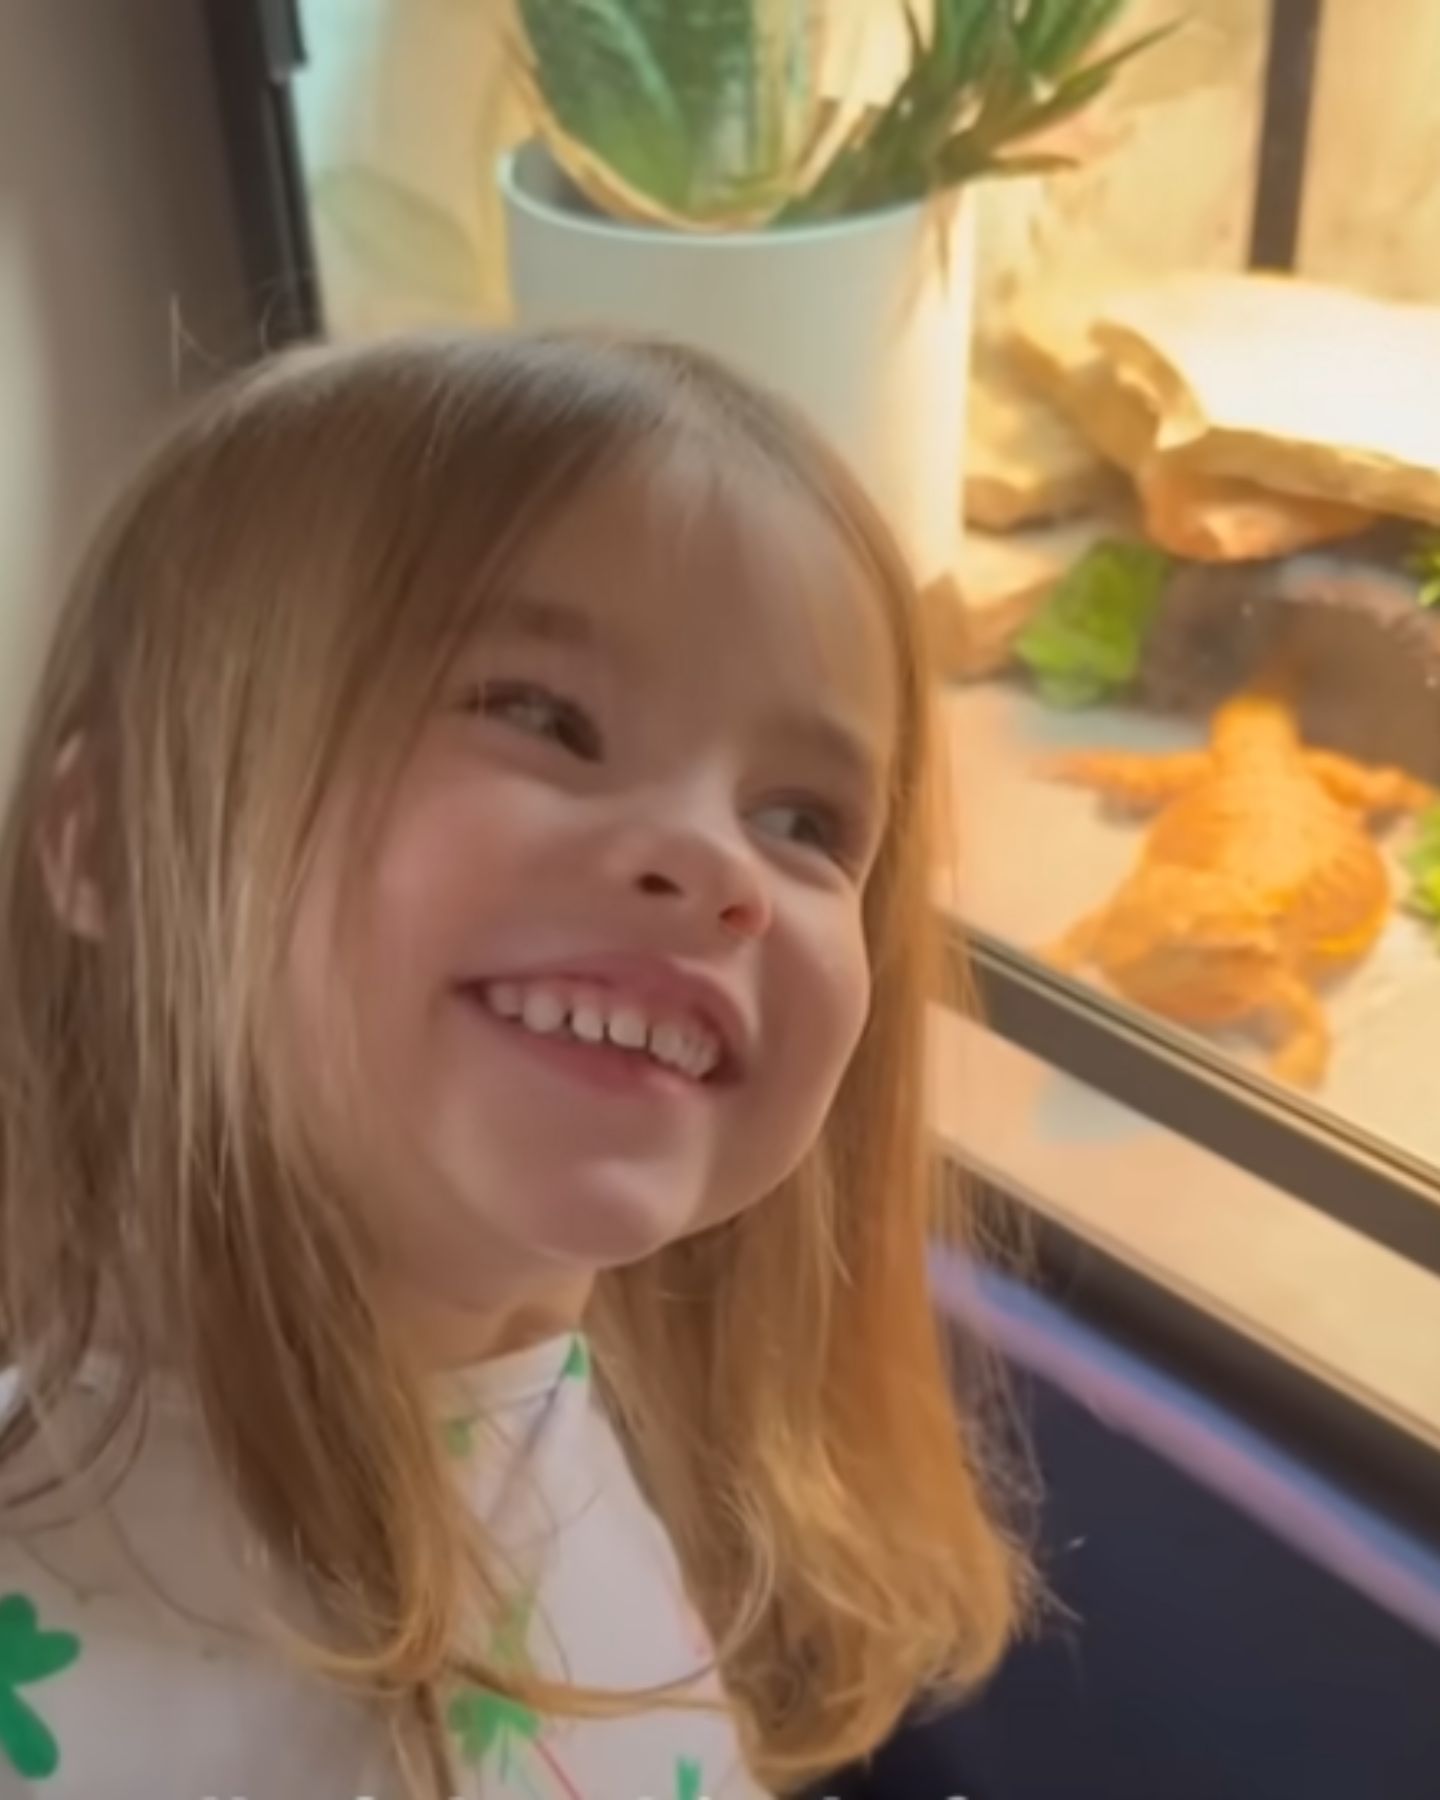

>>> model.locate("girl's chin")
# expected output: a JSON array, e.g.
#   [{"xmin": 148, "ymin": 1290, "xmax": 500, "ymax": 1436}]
[{"xmin": 453, "ymin": 1165, "xmax": 710, "ymax": 1274}]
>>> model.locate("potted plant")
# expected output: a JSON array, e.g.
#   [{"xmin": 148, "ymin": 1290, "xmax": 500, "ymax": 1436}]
[{"xmin": 500, "ymin": 0, "xmax": 1168, "ymax": 582}]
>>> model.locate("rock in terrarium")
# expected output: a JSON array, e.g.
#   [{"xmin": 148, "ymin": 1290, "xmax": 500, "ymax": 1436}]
[
  {"xmin": 964, "ymin": 344, "xmax": 1117, "ymax": 531},
  {"xmin": 1137, "ymin": 547, "xmax": 1440, "ymax": 781},
  {"xmin": 1092, "ymin": 273, "xmax": 1440, "ymax": 523},
  {"xmin": 1006, "ymin": 281, "xmax": 1382, "ymax": 559}
]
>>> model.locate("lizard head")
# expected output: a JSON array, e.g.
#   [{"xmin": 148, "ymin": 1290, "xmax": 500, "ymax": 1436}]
[{"xmin": 1210, "ymin": 682, "xmax": 1301, "ymax": 761}]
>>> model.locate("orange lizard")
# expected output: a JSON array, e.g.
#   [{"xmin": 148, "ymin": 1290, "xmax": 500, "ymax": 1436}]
[{"xmin": 1043, "ymin": 680, "xmax": 1431, "ymax": 1085}]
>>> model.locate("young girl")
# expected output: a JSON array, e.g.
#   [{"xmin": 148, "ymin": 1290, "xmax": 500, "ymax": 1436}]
[{"xmin": 0, "ymin": 332, "xmax": 1023, "ymax": 1798}]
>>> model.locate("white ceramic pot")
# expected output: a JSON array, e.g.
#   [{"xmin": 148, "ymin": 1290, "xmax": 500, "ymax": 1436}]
[{"xmin": 501, "ymin": 142, "xmax": 973, "ymax": 585}]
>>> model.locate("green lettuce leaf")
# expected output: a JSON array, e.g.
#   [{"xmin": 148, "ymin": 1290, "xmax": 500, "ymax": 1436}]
[
  {"xmin": 1403, "ymin": 802, "xmax": 1440, "ymax": 925},
  {"xmin": 1015, "ymin": 539, "xmax": 1170, "ymax": 707}
]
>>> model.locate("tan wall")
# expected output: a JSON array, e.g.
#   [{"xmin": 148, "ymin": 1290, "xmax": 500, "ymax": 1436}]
[
  {"xmin": 0, "ymin": 0, "xmax": 244, "ymax": 781},
  {"xmin": 1298, "ymin": 0, "xmax": 1440, "ymax": 301}
]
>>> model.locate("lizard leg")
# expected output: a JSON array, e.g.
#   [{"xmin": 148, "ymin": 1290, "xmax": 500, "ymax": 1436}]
[
  {"xmin": 1304, "ymin": 750, "xmax": 1432, "ymax": 816},
  {"xmin": 1263, "ymin": 970, "xmax": 1331, "ymax": 1088},
  {"xmin": 1039, "ymin": 750, "xmax": 1209, "ymax": 811}
]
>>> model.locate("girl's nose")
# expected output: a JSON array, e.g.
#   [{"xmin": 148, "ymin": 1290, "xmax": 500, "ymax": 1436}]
[{"xmin": 611, "ymin": 816, "xmax": 773, "ymax": 942}]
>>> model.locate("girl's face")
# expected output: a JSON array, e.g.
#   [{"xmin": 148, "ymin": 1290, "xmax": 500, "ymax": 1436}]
[{"xmin": 289, "ymin": 464, "xmax": 897, "ymax": 1340}]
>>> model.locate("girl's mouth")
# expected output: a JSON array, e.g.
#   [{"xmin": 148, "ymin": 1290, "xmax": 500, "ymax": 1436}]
[{"xmin": 456, "ymin": 976, "xmax": 735, "ymax": 1088}]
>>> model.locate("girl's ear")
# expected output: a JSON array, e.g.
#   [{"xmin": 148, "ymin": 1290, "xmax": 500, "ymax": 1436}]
[{"xmin": 37, "ymin": 734, "xmax": 105, "ymax": 940}]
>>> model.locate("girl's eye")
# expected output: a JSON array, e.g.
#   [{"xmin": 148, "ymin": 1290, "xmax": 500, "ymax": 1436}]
[
  {"xmin": 463, "ymin": 680, "xmax": 602, "ymax": 761},
  {"xmin": 751, "ymin": 798, "xmax": 862, "ymax": 871}
]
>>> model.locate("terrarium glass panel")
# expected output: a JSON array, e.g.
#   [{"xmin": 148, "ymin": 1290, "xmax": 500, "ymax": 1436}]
[{"xmin": 954, "ymin": 0, "xmax": 1440, "ymax": 1168}]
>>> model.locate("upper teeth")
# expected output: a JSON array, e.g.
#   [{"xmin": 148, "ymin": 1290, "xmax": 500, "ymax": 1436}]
[{"xmin": 481, "ymin": 981, "xmax": 723, "ymax": 1081}]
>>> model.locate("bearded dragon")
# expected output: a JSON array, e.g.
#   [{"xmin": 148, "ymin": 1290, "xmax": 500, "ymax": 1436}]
[{"xmin": 1044, "ymin": 681, "xmax": 1431, "ymax": 1085}]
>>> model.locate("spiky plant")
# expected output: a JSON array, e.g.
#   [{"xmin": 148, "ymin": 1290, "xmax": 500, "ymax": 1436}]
[
  {"xmin": 511, "ymin": 0, "xmax": 1172, "ymax": 231},
  {"xmin": 512, "ymin": 0, "xmax": 826, "ymax": 227}
]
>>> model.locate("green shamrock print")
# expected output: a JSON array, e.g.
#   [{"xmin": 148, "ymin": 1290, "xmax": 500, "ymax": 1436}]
[
  {"xmin": 441, "ymin": 1416, "xmax": 477, "ymax": 1459},
  {"xmin": 563, "ymin": 1337, "xmax": 589, "ymax": 1382},
  {"xmin": 676, "ymin": 1755, "xmax": 705, "ymax": 1800},
  {"xmin": 449, "ymin": 1588, "xmax": 541, "ymax": 1778},
  {"xmin": 0, "ymin": 1593, "xmax": 81, "ymax": 1779},
  {"xmin": 448, "ymin": 1684, "xmax": 542, "ymax": 1778}
]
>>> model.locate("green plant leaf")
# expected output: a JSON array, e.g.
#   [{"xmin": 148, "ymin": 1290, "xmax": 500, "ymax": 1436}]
[
  {"xmin": 994, "ymin": 56, "xmax": 1113, "ymax": 139},
  {"xmin": 936, "ymin": 13, "xmax": 1178, "ymax": 192},
  {"xmin": 311, "ymin": 168, "xmax": 481, "ymax": 310},
  {"xmin": 1015, "ymin": 540, "xmax": 1171, "ymax": 708},
  {"xmin": 628, "ymin": 0, "xmax": 761, "ymax": 152},
  {"xmin": 1013, "ymin": 18, "xmax": 1180, "ymax": 133},
  {"xmin": 516, "ymin": 0, "xmax": 822, "ymax": 221},
  {"xmin": 973, "ymin": 8, "xmax": 1034, "ymax": 139},
  {"xmin": 791, "ymin": 1, "xmax": 997, "ymax": 218},
  {"xmin": 1018, "ymin": 0, "xmax": 1129, "ymax": 76},
  {"xmin": 934, "ymin": 0, "xmax": 1005, "ymax": 87},
  {"xmin": 900, "ymin": 0, "xmax": 928, "ymax": 68},
  {"xmin": 983, "ymin": 150, "xmax": 1078, "ymax": 178},
  {"xmin": 533, "ymin": 0, "xmax": 1170, "ymax": 224},
  {"xmin": 517, "ymin": 0, "xmax": 691, "ymax": 208}
]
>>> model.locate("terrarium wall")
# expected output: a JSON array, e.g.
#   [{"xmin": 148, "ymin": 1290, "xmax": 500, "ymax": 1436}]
[
  {"xmin": 1298, "ymin": 0, "xmax": 1440, "ymax": 301},
  {"xmin": 972, "ymin": 0, "xmax": 1267, "ymax": 334},
  {"xmin": 976, "ymin": 0, "xmax": 1440, "ymax": 321}
]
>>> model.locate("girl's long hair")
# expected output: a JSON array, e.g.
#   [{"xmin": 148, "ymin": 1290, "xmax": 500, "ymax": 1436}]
[{"xmin": 0, "ymin": 332, "xmax": 1027, "ymax": 1791}]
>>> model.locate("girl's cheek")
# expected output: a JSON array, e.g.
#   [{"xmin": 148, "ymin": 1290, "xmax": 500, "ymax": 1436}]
[{"xmin": 788, "ymin": 900, "xmax": 873, "ymax": 1063}]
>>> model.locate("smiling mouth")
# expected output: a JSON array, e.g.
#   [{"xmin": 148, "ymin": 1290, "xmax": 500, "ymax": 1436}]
[{"xmin": 459, "ymin": 978, "xmax": 731, "ymax": 1085}]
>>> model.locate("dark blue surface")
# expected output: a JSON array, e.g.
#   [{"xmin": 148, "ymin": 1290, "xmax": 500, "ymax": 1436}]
[{"xmin": 805, "ymin": 1371, "xmax": 1440, "ymax": 1800}]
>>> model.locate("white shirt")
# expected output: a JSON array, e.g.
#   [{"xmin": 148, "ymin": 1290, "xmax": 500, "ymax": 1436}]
[{"xmin": 0, "ymin": 1335, "xmax": 770, "ymax": 1800}]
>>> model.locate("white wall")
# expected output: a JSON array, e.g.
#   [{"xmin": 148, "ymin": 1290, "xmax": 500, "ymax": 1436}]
[{"xmin": 0, "ymin": 0, "xmax": 245, "ymax": 778}]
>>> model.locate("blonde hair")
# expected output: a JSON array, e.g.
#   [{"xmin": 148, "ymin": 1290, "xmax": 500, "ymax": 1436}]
[{"xmin": 0, "ymin": 332, "xmax": 1027, "ymax": 1791}]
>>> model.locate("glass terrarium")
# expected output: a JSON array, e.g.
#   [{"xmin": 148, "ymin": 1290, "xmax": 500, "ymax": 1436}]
[
  {"xmin": 948, "ymin": 0, "xmax": 1440, "ymax": 1196},
  {"xmin": 208, "ymin": 0, "xmax": 1440, "ymax": 1462}
]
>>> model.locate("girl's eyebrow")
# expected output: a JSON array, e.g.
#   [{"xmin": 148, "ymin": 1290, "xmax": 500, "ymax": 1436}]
[
  {"xmin": 775, "ymin": 709, "xmax": 887, "ymax": 799},
  {"xmin": 489, "ymin": 594, "xmax": 601, "ymax": 648},
  {"xmin": 483, "ymin": 597, "xmax": 885, "ymax": 789}
]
